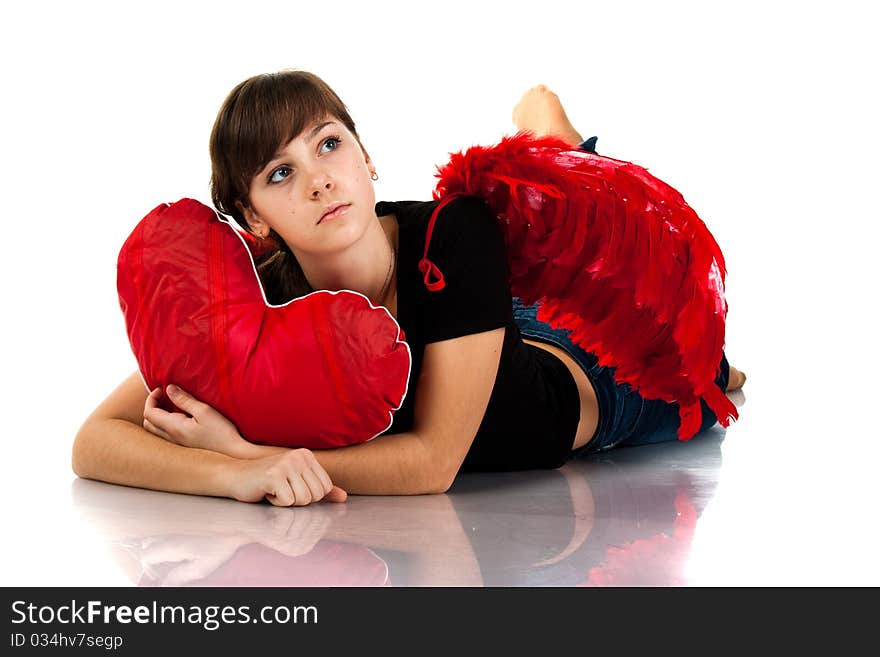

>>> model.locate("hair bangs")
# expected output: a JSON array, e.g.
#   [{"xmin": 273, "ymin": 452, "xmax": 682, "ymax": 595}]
[{"xmin": 242, "ymin": 75, "xmax": 342, "ymax": 182}]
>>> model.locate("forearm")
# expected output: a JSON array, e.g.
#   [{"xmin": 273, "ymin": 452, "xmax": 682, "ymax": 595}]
[
  {"xmin": 237, "ymin": 431, "xmax": 447, "ymax": 496},
  {"xmin": 316, "ymin": 431, "xmax": 447, "ymax": 495},
  {"xmin": 73, "ymin": 418, "xmax": 236, "ymax": 499}
]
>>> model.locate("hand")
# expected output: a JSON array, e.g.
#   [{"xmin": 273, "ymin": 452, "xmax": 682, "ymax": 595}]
[
  {"xmin": 143, "ymin": 384, "xmax": 253, "ymax": 458},
  {"xmin": 225, "ymin": 449, "xmax": 348, "ymax": 507},
  {"xmin": 129, "ymin": 507, "xmax": 340, "ymax": 584},
  {"xmin": 132, "ymin": 533, "xmax": 247, "ymax": 586}
]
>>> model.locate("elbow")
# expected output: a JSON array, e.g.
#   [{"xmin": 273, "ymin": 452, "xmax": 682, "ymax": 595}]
[
  {"xmin": 428, "ymin": 476, "xmax": 453, "ymax": 495},
  {"xmin": 71, "ymin": 427, "xmax": 87, "ymax": 478},
  {"xmin": 71, "ymin": 419, "xmax": 96, "ymax": 479},
  {"xmin": 413, "ymin": 431, "xmax": 462, "ymax": 495},
  {"xmin": 429, "ymin": 460, "xmax": 460, "ymax": 495},
  {"xmin": 435, "ymin": 479, "xmax": 455, "ymax": 495}
]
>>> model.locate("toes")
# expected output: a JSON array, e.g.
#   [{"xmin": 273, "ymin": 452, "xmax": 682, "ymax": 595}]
[{"xmin": 726, "ymin": 367, "xmax": 747, "ymax": 391}]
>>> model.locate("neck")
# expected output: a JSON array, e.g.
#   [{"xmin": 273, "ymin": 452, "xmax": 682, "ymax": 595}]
[{"xmin": 296, "ymin": 214, "xmax": 397, "ymax": 307}]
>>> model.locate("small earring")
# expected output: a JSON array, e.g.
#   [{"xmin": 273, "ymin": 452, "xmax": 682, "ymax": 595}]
[{"xmin": 371, "ymin": 172, "xmax": 379, "ymax": 181}]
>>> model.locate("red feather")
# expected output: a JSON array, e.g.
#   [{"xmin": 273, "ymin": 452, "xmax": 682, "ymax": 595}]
[{"xmin": 431, "ymin": 132, "xmax": 737, "ymax": 441}]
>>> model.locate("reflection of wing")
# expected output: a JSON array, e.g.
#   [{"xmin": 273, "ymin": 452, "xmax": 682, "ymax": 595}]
[
  {"xmin": 580, "ymin": 491, "xmax": 697, "ymax": 586},
  {"xmin": 431, "ymin": 132, "xmax": 737, "ymax": 440}
]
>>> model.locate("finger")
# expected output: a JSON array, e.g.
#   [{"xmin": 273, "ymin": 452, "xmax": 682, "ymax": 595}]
[
  {"xmin": 143, "ymin": 388, "xmax": 176, "ymax": 424},
  {"xmin": 299, "ymin": 452, "xmax": 346, "ymax": 503},
  {"xmin": 144, "ymin": 387, "xmax": 163, "ymax": 412},
  {"xmin": 287, "ymin": 473, "xmax": 313, "ymax": 507},
  {"xmin": 143, "ymin": 404, "xmax": 188, "ymax": 439},
  {"xmin": 300, "ymin": 468, "xmax": 328, "ymax": 503},
  {"xmin": 142, "ymin": 418, "xmax": 173, "ymax": 442},
  {"xmin": 165, "ymin": 384, "xmax": 206, "ymax": 418},
  {"xmin": 144, "ymin": 388, "xmax": 176, "ymax": 433},
  {"xmin": 324, "ymin": 486, "xmax": 348, "ymax": 503},
  {"xmin": 265, "ymin": 476, "xmax": 295, "ymax": 508},
  {"xmin": 144, "ymin": 388, "xmax": 194, "ymax": 436},
  {"xmin": 304, "ymin": 456, "xmax": 334, "ymax": 496}
]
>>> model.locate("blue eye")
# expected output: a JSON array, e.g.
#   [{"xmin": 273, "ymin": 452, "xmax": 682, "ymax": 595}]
[
  {"xmin": 321, "ymin": 135, "xmax": 342, "ymax": 153},
  {"xmin": 268, "ymin": 166, "xmax": 291, "ymax": 184},
  {"xmin": 266, "ymin": 136, "xmax": 342, "ymax": 185}
]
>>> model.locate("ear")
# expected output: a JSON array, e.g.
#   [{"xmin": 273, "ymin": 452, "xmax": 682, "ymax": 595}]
[
  {"xmin": 361, "ymin": 146, "xmax": 376, "ymax": 178},
  {"xmin": 236, "ymin": 201, "xmax": 269, "ymax": 238}
]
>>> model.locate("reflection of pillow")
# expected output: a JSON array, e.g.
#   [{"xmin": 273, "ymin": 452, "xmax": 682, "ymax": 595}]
[{"xmin": 117, "ymin": 198, "xmax": 411, "ymax": 449}]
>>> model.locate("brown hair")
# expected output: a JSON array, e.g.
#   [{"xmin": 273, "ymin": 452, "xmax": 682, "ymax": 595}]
[{"xmin": 209, "ymin": 70, "xmax": 367, "ymax": 303}]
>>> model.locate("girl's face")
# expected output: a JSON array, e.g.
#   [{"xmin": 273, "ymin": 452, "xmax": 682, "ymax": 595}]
[{"xmin": 241, "ymin": 114, "xmax": 376, "ymax": 255}]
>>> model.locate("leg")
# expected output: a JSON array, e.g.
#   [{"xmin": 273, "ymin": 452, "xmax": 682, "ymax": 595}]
[
  {"xmin": 617, "ymin": 352, "xmax": 735, "ymax": 448},
  {"xmin": 727, "ymin": 365, "xmax": 746, "ymax": 391},
  {"xmin": 512, "ymin": 84, "xmax": 585, "ymax": 147}
]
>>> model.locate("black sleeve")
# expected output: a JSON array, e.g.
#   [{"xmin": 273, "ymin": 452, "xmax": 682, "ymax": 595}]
[
  {"xmin": 419, "ymin": 196, "xmax": 513, "ymax": 344},
  {"xmin": 578, "ymin": 135, "xmax": 599, "ymax": 153}
]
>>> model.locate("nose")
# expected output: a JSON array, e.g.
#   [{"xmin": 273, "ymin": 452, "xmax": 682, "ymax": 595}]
[{"xmin": 308, "ymin": 168, "xmax": 334, "ymax": 197}]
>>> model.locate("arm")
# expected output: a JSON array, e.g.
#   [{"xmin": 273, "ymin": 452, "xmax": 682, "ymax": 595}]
[
  {"xmin": 73, "ymin": 372, "xmax": 345, "ymax": 505},
  {"xmin": 314, "ymin": 326, "xmax": 505, "ymax": 494},
  {"xmin": 150, "ymin": 326, "xmax": 506, "ymax": 496},
  {"xmin": 253, "ymin": 198, "xmax": 509, "ymax": 493},
  {"xmin": 141, "ymin": 198, "xmax": 509, "ymax": 496},
  {"xmin": 72, "ymin": 372, "xmax": 234, "ymax": 498}
]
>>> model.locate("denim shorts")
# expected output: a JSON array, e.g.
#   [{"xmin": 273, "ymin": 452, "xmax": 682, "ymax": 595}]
[{"xmin": 512, "ymin": 296, "xmax": 731, "ymax": 455}]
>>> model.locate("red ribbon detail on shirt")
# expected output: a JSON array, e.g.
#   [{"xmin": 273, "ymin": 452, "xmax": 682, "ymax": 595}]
[{"xmin": 419, "ymin": 193, "xmax": 464, "ymax": 292}]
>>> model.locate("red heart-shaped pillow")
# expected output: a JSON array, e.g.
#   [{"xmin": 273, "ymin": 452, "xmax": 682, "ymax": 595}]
[{"xmin": 117, "ymin": 198, "xmax": 411, "ymax": 449}]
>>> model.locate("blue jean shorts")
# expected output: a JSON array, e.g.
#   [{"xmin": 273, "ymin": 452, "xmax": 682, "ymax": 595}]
[{"xmin": 512, "ymin": 296, "xmax": 731, "ymax": 455}]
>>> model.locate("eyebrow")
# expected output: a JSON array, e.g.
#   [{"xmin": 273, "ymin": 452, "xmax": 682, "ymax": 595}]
[{"xmin": 270, "ymin": 121, "xmax": 337, "ymax": 161}]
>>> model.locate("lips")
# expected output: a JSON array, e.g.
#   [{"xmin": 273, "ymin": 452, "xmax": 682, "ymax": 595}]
[{"xmin": 319, "ymin": 203, "xmax": 350, "ymax": 224}]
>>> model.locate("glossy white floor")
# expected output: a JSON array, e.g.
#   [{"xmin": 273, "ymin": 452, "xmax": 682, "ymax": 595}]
[
  {"xmin": 7, "ymin": 378, "xmax": 879, "ymax": 587},
  {"xmin": 2, "ymin": 2, "xmax": 877, "ymax": 587}
]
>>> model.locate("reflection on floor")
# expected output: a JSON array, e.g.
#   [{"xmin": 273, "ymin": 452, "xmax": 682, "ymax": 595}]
[{"xmin": 71, "ymin": 409, "xmax": 738, "ymax": 587}]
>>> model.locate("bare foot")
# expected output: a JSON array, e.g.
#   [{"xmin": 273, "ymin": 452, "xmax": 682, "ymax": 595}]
[
  {"xmin": 726, "ymin": 365, "xmax": 747, "ymax": 391},
  {"xmin": 512, "ymin": 84, "xmax": 584, "ymax": 146}
]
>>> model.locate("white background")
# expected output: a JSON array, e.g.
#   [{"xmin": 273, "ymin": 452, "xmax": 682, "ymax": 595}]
[{"xmin": 1, "ymin": 0, "xmax": 877, "ymax": 584}]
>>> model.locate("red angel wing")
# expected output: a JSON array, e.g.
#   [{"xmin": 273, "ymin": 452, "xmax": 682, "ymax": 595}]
[{"xmin": 430, "ymin": 133, "xmax": 737, "ymax": 441}]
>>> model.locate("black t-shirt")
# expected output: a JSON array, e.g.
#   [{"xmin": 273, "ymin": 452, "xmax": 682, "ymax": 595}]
[{"xmin": 375, "ymin": 196, "xmax": 581, "ymax": 471}]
